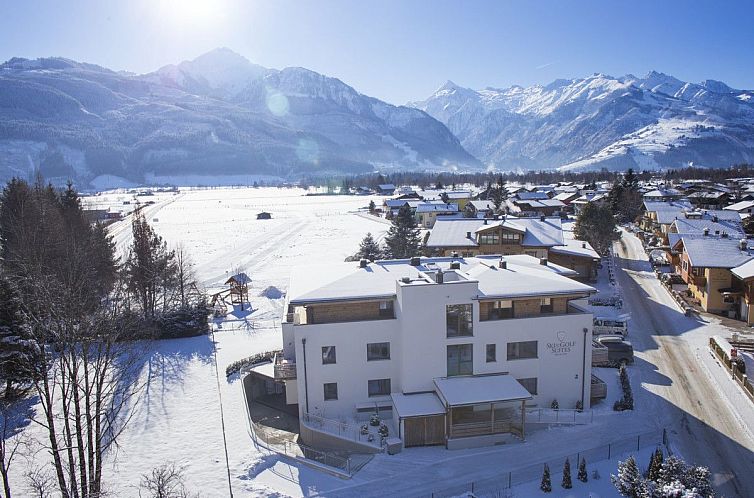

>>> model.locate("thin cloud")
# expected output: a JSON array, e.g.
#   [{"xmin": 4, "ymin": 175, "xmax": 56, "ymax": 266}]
[{"xmin": 536, "ymin": 61, "xmax": 555, "ymax": 70}]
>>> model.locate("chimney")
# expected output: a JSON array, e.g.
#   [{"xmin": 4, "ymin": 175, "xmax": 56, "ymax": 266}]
[
  {"xmin": 494, "ymin": 214, "xmax": 500, "ymax": 221},
  {"xmin": 721, "ymin": 231, "xmax": 729, "ymax": 239},
  {"xmin": 540, "ymin": 258, "xmax": 548, "ymax": 266},
  {"xmin": 715, "ymin": 230, "xmax": 720, "ymax": 236},
  {"xmin": 451, "ymin": 251, "xmax": 459, "ymax": 258},
  {"xmin": 498, "ymin": 259, "xmax": 507, "ymax": 269},
  {"xmin": 712, "ymin": 215, "xmax": 718, "ymax": 222},
  {"xmin": 466, "ymin": 231, "xmax": 472, "ymax": 239},
  {"xmin": 401, "ymin": 276, "xmax": 411, "ymax": 283},
  {"xmin": 410, "ymin": 256, "xmax": 421, "ymax": 266},
  {"xmin": 359, "ymin": 258, "xmax": 368, "ymax": 268},
  {"xmin": 540, "ymin": 215, "xmax": 546, "ymax": 222},
  {"xmin": 582, "ymin": 242, "xmax": 587, "ymax": 249},
  {"xmin": 450, "ymin": 261, "xmax": 461, "ymax": 270},
  {"xmin": 740, "ymin": 239, "xmax": 748, "ymax": 251},
  {"xmin": 484, "ymin": 219, "xmax": 488, "ymax": 225},
  {"xmin": 435, "ymin": 271, "xmax": 444, "ymax": 284},
  {"xmin": 703, "ymin": 227, "xmax": 709, "ymax": 236}
]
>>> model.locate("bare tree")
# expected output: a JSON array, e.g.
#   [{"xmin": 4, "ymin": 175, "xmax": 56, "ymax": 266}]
[
  {"xmin": 26, "ymin": 465, "xmax": 56, "ymax": 498},
  {"xmin": 173, "ymin": 245, "xmax": 199, "ymax": 309},
  {"xmin": 139, "ymin": 463, "xmax": 198, "ymax": 498},
  {"xmin": 0, "ymin": 399, "xmax": 29, "ymax": 498}
]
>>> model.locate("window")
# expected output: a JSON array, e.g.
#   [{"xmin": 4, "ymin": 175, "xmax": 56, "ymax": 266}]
[
  {"xmin": 491, "ymin": 299, "xmax": 513, "ymax": 319},
  {"xmin": 540, "ymin": 297, "xmax": 553, "ymax": 314},
  {"xmin": 692, "ymin": 267, "xmax": 704, "ymax": 277},
  {"xmin": 323, "ymin": 383, "xmax": 338, "ymax": 400},
  {"xmin": 682, "ymin": 260, "xmax": 688, "ymax": 271},
  {"xmin": 501, "ymin": 232, "xmax": 520, "ymax": 243},
  {"xmin": 447, "ymin": 304, "xmax": 473, "ymax": 337},
  {"xmin": 479, "ymin": 232, "xmax": 500, "ymax": 245},
  {"xmin": 367, "ymin": 342, "xmax": 390, "ymax": 361},
  {"xmin": 486, "ymin": 344, "xmax": 496, "ymax": 362},
  {"xmin": 368, "ymin": 378, "xmax": 391, "ymax": 397},
  {"xmin": 517, "ymin": 377, "xmax": 538, "ymax": 395},
  {"xmin": 507, "ymin": 341, "xmax": 538, "ymax": 360},
  {"xmin": 322, "ymin": 346, "xmax": 336, "ymax": 365},
  {"xmin": 379, "ymin": 300, "xmax": 394, "ymax": 318},
  {"xmin": 447, "ymin": 344, "xmax": 473, "ymax": 376}
]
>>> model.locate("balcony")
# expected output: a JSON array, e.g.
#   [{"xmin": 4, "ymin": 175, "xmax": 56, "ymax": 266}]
[
  {"xmin": 689, "ymin": 272, "xmax": 707, "ymax": 287},
  {"xmin": 274, "ymin": 353, "xmax": 297, "ymax": 380}
]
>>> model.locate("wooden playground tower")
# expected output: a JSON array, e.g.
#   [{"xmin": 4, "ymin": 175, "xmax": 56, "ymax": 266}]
[{"xmin": 210, "ymin": 272, "xmax": 251, "ymax": 312}]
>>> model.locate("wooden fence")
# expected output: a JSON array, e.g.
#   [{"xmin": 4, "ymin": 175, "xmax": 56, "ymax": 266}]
[{"xmin": 709, "ymin": 336, "xmax": 754, "ymax": 402}]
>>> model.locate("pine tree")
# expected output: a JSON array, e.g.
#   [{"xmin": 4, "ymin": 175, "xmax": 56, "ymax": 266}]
[
  {"xmin": 562, "ymin": 457, "xmax": 572, "ymax": 489},
  {"xmin": 463, "ymin": 203, "xmax": 476, "ymax": 218},
  {"xmin": 647, "ymin": 448, "xmax": 664, "ymax": 481},
  {"xmin": 574, "ymin": 201, "xmax": 620, "ymax": 255},
  {"xmin": 0, "ymin": 276, "xmax": 40, "ymax": 397},
  {"xmin": 368, "ymin": 200, "xmax": 376, "ymax": 214},
  {"xmin": 540, "ymin": 463, "xmax": 552, "ymax": 492},
  {"xmin": 578, "ymin": 457, "xmax": 588, "ymax": 483},
  {"xmin": 612, "ymin": 455, "xmax": 641, "ymax": 497},
  {"xmin": 384, "ymin": 204, "xmax": 421, "ymax": 259},
  {"xmin": 440, "ymin": 192, "xmax": 450, "ymax": 204},
  {"xmin": 357, "ymin": 233, "xmax": 383, "ymax": 261}
]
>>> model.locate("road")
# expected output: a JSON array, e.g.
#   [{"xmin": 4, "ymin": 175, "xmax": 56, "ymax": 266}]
[{"xmin": 613, "ymin": 229, "xmax": 754, "ymax": 497}]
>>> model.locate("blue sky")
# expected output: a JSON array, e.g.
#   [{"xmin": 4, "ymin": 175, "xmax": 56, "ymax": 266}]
[{"xmin": 1, "ymin": 0, "xmax": 752, "ymax": 104}]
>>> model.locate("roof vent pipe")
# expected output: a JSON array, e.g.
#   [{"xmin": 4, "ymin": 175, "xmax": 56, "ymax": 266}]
[
  {"xmin": 435, "ymin": 271, "xmax": 444, "ymax": 284},
  {"xmin": 713, "ymin": 215, "xmax": 718, "ymax": 222},
  {"xmin": 703, "ymin": 227, "xmax": 710, "ymax": 236},
  {"xmin": 540, "ymin": 215, "xmax": 546, "ymax": 222},
  {"xmin": 359, "ymin": 258, "xmax": 368, "ymax": 268},
  {"xmin": 582, "ymin": 242, "xmax": 587, "ymax": 249},
  {"xmin": 466, "ymin": 231, "xmax": 472, "ymax": 239},
  {"xmin": 721, "ymin": 231, "xmax": 728, "ymax": 238},
  {"xmin": 484, "ymin": 219, "xmax": 488, "ymax": 225},
  {"xmin": 450, "ymin": 261, "xmax": 461, "ymax": 270},
  {"xmin": 540, "ymin": 258, "xmax": 548, "ymax": 266},
  {"xmin": 740, "ymin": 239, "xmax": 748, "ymax": 251},
  {"xmin": 451, "ymin": 251, "xmax": 459, "ymax": 258},
  {"xmin": 499, "ymin": 259, "xmax": 507, "ymax": 269},
  {"xmin": 409, "ymin": 256, "xmax": 421, "ymax": 266},
  {"xmin": 401, "ymin": 276, "xmax": 411, "ymax": 283}
]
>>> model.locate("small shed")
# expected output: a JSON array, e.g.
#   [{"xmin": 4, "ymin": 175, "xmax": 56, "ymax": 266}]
[
  {"xmin": 257, "ymin": 212, "xmax": 272, "ymax": 220},
  {"xmin": 225, "ymin": 273, "xmax": 251, "ymax": 308}
]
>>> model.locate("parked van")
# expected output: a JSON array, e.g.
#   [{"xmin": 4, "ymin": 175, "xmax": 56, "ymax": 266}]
[
  {"xmin": 595, "ymin": 335, "xmax": 634, "ymax": 366},
  {"xmin": 593, "ymin": 313, "xmax": 630, "ymax": 336}
]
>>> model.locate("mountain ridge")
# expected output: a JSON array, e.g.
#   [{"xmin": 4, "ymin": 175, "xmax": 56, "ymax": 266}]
[
  {"xmin": 0, "ymin": 49, "xmax": 480, "ymax": 188},
  {"xmin": 411, "ymin": 71, "xmax": 754, "ymax": 172}
]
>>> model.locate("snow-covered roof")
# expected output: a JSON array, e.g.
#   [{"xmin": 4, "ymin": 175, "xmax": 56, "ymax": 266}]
[
  {"xmin": 378, "ymin": 184, "xmax": 396, "ymax": 190},
  {"xmin": 469, "ymin": 200, "xmax": 494, "ymax": 211},
  {"xmin": 552, "ymin": 192, "xmax": 580, "ymax": 202},
  {"xmin": 515, "ymin": 191, "xmax": 550, "ymax": 201},
  {"xmin": 670, "ymin": 218, "xmax": 745, "ymax": 238},
  {"xmin": 391, "ymin": 392, "xmax": 445, "ymax": 417},
  {"xmin": 287, "ymin": 255, "xmax": 594, "ymax": 305},
  {"xmin": 427, "ymin": 217, "xmax": 564, "ymax": 248},
  {"xmin": 725, "ymin": 200, "xmax": 754, "ymax": 212},
  {"xmin": 226, "ymin": 272, "xmax": 251, "ymax": 285},
  {"xmin": 434, "ymin": 374, "xmax": 532, "ymax": 406},
  {"xmin": 732, "ymin": 258, "xmax": 754, "ymax": 281},
  {"xmin": 416, "ymin": 202, "xmax": 458, "ymax": 213},
  {"xmin": 549, "ymin": 238, "xmax": 600, "ymax": 260},
  {"xmin": 677, "ymin": 236, "xmax": 754, "ymax": 269}
]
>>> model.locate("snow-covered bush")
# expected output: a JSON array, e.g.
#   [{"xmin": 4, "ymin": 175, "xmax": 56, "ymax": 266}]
[
  {"xmin": 540, "ymin": 463, "xmax": 552, "ymax": 492},
  {"xmin": 369, "ymin": 413, "xmax": 381, "ymax": 426},
  {"xmin": 550, "ymin": 399, "xmax": 559, "ymax": 410}
]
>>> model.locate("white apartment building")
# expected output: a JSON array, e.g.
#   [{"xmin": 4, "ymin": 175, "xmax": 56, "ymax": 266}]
[{"xmin": 271, "ymin": 255, "xmax": 596, "ymax": 449}]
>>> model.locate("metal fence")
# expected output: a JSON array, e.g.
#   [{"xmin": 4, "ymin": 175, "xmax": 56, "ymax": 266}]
[
  {"xmin": 525, "ymin": 407, "xmax": 594, "ymax": 425},
  {"xmin": 301, "ymin": 412, "xmax": 384, "ymax": 448},
  {"xmin": 419, "ymin": 428, "xmax": 669, "ymax": 498},
  {"xmin": 240, "ymin": 366, "xmax": 355, "ymax": 477}
]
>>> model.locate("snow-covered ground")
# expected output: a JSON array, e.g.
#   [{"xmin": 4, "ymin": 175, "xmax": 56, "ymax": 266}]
[{"xmin": 11, "ymin": 193, "xmax": 747, "ymax": 497}]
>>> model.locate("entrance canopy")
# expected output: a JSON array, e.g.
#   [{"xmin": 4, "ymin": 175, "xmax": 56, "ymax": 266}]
[
  {"xmin": 391, "ymin": 392, "xmax": 445, "ymax": 418},
  {"xmin": 434, "ymin": 375, "xmax": 532, "ymax": 407}
]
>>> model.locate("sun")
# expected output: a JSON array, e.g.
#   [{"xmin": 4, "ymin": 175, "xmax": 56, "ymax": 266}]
[{"xmin": 155, "ymin": 0, "xmax": 225, "ymax": 30}]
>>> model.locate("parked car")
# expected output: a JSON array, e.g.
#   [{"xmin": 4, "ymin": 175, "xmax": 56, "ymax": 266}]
[
  {"xmin": 595, "ymin": 335, "xmax": 634, "ymax": 366},
  {"xmin": 660, "ymin": 273, "xmax": 684, "ymax": 285}
]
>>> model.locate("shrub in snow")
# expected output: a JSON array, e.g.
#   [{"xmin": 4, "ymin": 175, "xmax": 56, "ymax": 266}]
[
  {"xmin": 575, "ymin": 400, "xmax": 583, "ymax": 411},
  {"xmin": 540, "ymin": 463, "xmax": 552, "ymax": 492},
  {"xmin": 578, "ymin": 457, "xmax": 588, "ymax": 483},
  {"xmin": 360, "ymin": 424, "xmax": 369, "ymax": 435},
  {"xmin": 550, "ymin": 399, "xmax": 559, "ymax": 410},
  {"xmin": 613, "ymin": 365, "xmax": 634, "ymax": 411},
  {"xmin": 225, "ymin": 350, "xmax": 281, "ymax": 377},
  {"xmin": 369, "ymin": 413, "xmax": 381, "ymax": 426},
  {"xmin": 378, "ymin": 423, "xmax": 389, "ymax": 437}
]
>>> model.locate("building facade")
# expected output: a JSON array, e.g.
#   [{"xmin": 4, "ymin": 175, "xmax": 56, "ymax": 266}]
[{"xmin": 276, "ymin": 256, "xmax": 596, "ymax": 448}]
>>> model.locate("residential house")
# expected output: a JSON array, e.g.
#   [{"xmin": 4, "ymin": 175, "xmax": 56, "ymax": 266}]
[
  {"xmin": 416, "ymin": 202, "xmax": 459, "ymax": 228},
  {"xmin": 671, "ymin": 234, "xmax": 754, "ymax": 317},
  {"xmin": 377, "ymin": 184, "xmax": 397, "ymax": 195},
  {"xmin": 724, "ymin": 200, "xmax": 754, "ymax": 218},
  {"xmin": 425, "ymin": 217, "xmax": 599, "ymax": 281},
  {"xmin": 274, "ymin": 256, "xmax": 598, "ymax": 449}
]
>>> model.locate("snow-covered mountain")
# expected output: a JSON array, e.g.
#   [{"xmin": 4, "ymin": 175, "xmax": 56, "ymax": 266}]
[
  {"xmin": 411, "ymin": 72, "xmax": 754, "ymax": 172},
  {"xmin": 0, "ymin": 48, "xmax": 480, "ymax": 187}
]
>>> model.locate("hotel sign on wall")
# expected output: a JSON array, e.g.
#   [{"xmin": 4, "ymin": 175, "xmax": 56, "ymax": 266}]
[{"xmin": 547, "ymin": 331, "xmax": 576, "ymax": 356}]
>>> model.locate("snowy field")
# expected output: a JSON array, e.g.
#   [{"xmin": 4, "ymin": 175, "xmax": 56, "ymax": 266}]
[{"xmin": 11, "ymin": 190, "xmax": 737, "ymax": 497}]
